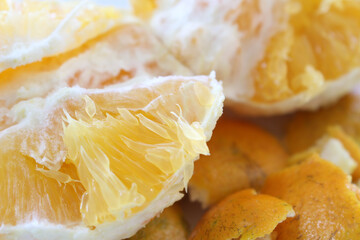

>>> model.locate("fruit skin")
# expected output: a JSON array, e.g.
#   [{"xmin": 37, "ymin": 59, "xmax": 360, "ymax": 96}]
[
  {"xmin": 189, "ymin": 117, "xmax": 288, "ymax": 207},
  {"xmin": 262, "ymin": 155, "xmax": 360, "ymax": 240},
  {"xmin": 288, "ymin": 126, "xmax": 360, "ymax": 176},
  {"xmin": 189, "ymin": 189, "xmax": 294, "ymax": 240},
  {"xmin": 286, "ymin": 94, "xmax": 360, "ymax": 154},
  {"xmin": 127, "ymin": 205, "xmax": 188, "ymax": 240},
  {"xmin": 286, "ymin": 93, "xmax": 360, "ymax": 180}
]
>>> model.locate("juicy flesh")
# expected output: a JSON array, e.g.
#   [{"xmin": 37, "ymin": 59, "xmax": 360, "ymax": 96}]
[
  {"xmin": 0, "ymin": 80, "xmax": 213, "ymax": 227},
  {"xmin": 0, "ymin": 142, "xmax": 84, "ymax": 225},
  {"xmin": 63, "ymin": 104, "xmax": 208, "ymax": 226},
  {"xmin": 0, "ymin": 0, "xmax": 120, "ymax": 66},
  {"xmin": 0, "ymin": 20, "xmax": 192, "ymax": 112},
  {"xmin": 252, "ymin": 0, "xmax": 360, "ymax": 102},
  {"xmin": 0, "ymin": 24, "xmax": 160, "ymax": 109},
  {"xmin": 0, "ymin": 27, "xmax": 131, "ymax": 109}
]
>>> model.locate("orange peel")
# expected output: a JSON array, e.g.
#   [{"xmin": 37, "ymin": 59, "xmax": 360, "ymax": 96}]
[
  {"xmin": 189, "ymin": 117, "xmax": 288, "ymax": 207},
  {"xmin": 262, "ymin": 155, "xmax": 360, "ymax": 239},
  {"xmin": 286, "ymin": 93, "xmax": 360, "ymax": 153},
  {"xmin": 189, "ymin": 189, "xmax": 294, "ymax": 240},
  {"xmin": 288, "ymin": 126, "xmax": 360, "ymax": 177},
  {"xmin": 286, "ymin": 93, "xmax": 360, "ymax": 180}
]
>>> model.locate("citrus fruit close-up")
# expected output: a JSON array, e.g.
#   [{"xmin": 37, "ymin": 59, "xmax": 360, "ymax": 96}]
[
  {"xmin": 0, "ymin": 0, "xmax": 191, "ymax": 110},
  {"xmin": 134, "ymin": 0, "xmax": 360, "ymax": 115},
  {"xmin": 189, "ymin": 116, "xmax": 288, "ymax": 207},
  {"xmin": 189, "ymin": 189, "xmax": 294, "ymax": 240},
  {"xmin": 127, "ymin": 205, "xmax": 188, "ymax": 240},
  {"xmin": 0, "ymin": 75, "xmax": 224, "ymax": 239},
  {"xmin": 2, "ymin": 0, "xmax": 360, "ymax": 239},
  {"xmin": 288, "ymin": 125, "xmax": 360, "ymax": 177},
  {"xmin": 286, "ymin": 93, "xmax": 360, "ymax": 180},
  {"xmin": 262, "ymin": 155, "xmax": 360, "ymax": 239}
]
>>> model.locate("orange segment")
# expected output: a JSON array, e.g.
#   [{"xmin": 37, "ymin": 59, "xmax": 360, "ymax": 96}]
[
  {"xmin": 0, "ymin": 0, "xmax": 122, "ymax": 72},
  {"xmin": 262, "ymin": 155, "xmax": 360, "ymax": 239},
  {"xmin": 253, "ymin": 0, "xmax": 360, "ymax": 102},
  {"xmin": 128, "ymin": 205, "xmax": 188, "ymax": 240},
  {"xmin": 0, "ymin": 75, "xmax": 224, "ymax": 239},
  {"xmin": 189, "ymin": 117, "xmax": 288, "ymax": 207},
  {"xmin": 189, "ymin": 189, "xmax": 294, "ymax": 240},
  {"xmin": 134, "ymin": 0, "xmax": 360, "ymax": 115},
  {"xmin": 0, "ymin": 148, "xmax": 84, "ymax": 225},
  {"xmin": 0, "ymin": 22, "xmax": 191, "ymax": 110}
]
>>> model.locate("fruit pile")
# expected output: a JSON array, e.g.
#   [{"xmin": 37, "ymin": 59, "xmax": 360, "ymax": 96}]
[{"xmin": 1, "ymin": 0, "xmax": 360, "ymax": 239}]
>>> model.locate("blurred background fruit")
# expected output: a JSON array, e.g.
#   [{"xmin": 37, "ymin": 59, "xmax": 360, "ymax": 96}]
[
  {"xmin": 286, "ymin": 92, "xmax": 360, "ymax": 180},
  {"xmin": 127, "ymin": 205, "xmax": 188, "ymax": 240},
  {"xmin": 189, "ymin": 116, "xmax": 288, "ymax": 207}
]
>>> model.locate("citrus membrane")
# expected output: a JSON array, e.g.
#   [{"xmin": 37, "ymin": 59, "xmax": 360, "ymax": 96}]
[
  {"xmin": 0, "ymin": 75, "xmax": 224, "ymax": 239},
  {"xmin": 134, "ymin": 0, "xmax": 360, "ymax": 115}
]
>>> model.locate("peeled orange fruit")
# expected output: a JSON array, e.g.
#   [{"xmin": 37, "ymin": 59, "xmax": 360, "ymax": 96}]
[
  {"xmin": 189, "ymin": 117, "xmax": 288, "ymax": 207},
  {"xmin": 262, "ymin": 155, "xmax": 360, "ymax": 239},
  {"xmin": 189, "ymin": 189, "xmax": 294, "ymax": 240},
  {"xmin": 0, "ymin": 0, "xmax": 122, "ymax": 72},
  {"xmin": 134, "ymin": 0, "xmax": 360, "ymax": 115},
  {"xmin": 0, "ymin": 2, "xmax": 190, "ymax": 110},
  {"xmin": 0, "ymin": 74, "xmax": 224, "ymax": 239},
  {"xmin": 128, "ymin": 205, "xmax": 188, "ymax": 240}
]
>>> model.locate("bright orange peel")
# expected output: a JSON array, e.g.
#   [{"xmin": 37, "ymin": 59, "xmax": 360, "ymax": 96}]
[
  {"xmin": 288, "ymin": 126, "xmax": 360, "ymax": 176},
  {"xmin": 262, "ymin": 155, "xmax": 360, "ymax": 239},
  {"xmin": 189, "ymin": 189, "xmax": 294, "ymax": 240},
  {"xmin": 189, "ymin": 117, "xmax": 288, "ymax": 207},
  {"xmin": 286, "ymin": 93, "xmax": 360, "ymax": 180},
  {"xmin": 285, "ymin": 93, "xmax": 360, "ymax": 153}
]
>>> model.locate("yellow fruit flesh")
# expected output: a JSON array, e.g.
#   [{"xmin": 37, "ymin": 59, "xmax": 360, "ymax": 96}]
[
  {"xmin": 0, "ymin": 25, "xmax": 139, "ymax": 108},
  {"xmin": 0, "ymin": 139, "xmax": 84, "ymax": 225},
  {"xmin": 0, "ymin": 21, "xmax": 191, "ymax": 111},
  {"xmin": 252, "ymin": 0, "xmax": 360, "ymax": 102},
  {"xmin": 64, "ymin": 106, "xmax": 207, "ymax": 225},
  {"xmin": 0, "ymin": 0, "xmax": 121, "ymax": 71},
  {"xmin": 0, "ymin": 79, "xmax": 216, "ymax": 227},
  {"xmin": 0, "ymin": 27, "xmax": 129, "ymax": 110},
  {"xmin": 0, "ymin": 0, "xmax": 8, "ymax": 10},
  {"xmin": 130, "ymin": 0, "xmax": 157, "ymax": 19}
]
